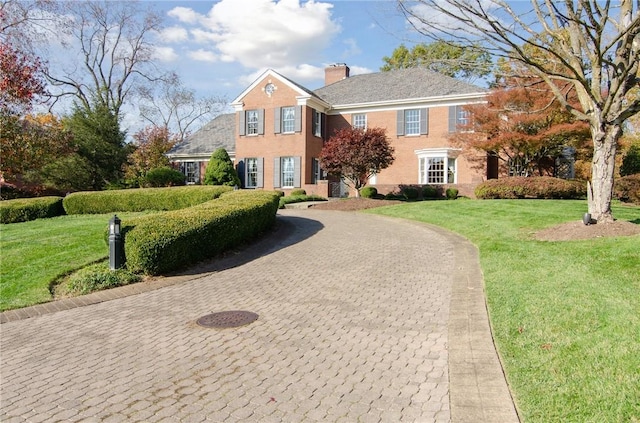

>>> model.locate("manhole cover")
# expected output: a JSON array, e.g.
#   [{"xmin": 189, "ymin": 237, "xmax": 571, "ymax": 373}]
[{"xmin": 196, "ymin": 311, "xmax": 258, "ymax": 328}]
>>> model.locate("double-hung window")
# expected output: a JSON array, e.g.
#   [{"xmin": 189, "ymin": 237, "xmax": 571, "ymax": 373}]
[
  {"xmin": 181, "ymin": 162, "xmax": 199, "ymax": 184},
  {"xmin": 352, "ymin": 113, "xmax": 367, "ymax": 129},
  {"xmin": 247, "ymin": 110, "xmax": 259, "ymax": 135},
  {"xmin": 397, "ymin": 109, "xmax": 428, "ymax": 136},
  {"xmin": 239, "ymin": 109, "xmax": 264, "ymax": 136},
  {"xmin": 273, "ymin": 156, "xmax": 301, "ymax": 188},
  {"xmin": 281, "ymin": 157, "xmax": 295, "ymax": 188},
  {"xmin": 313, "ymin": 110, "xmax": 323, "ymax": 138},
  {"xmin": 449, "ymin": 105, "xmax": 471, "ymax": 132},
  {"xmin": 416, "ymin": 148, "xmax": 460, "ymax": 184},
  {"xmin": 282, "ymin": 107, "xmax": 295, "ymax": 133},
  {"xmin": 246, "ymin": 158, "xmax": 259, "ymax": 188}
]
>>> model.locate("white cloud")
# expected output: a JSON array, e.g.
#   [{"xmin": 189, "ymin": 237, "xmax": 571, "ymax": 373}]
[
  {"xmin": 167, "ymin": 6, "xmax": 200, "ymax": 24},
  {"xmin": 153, "ymin": 46, "xmax": 179, "ymax": 62},
  {"xmin": 159, "ymin": 26, "xmax": 189, "ymax": 43},
  {"xmin": 167, "ymin": 0, "xmax": 341, "ymax": 70},
  {"xmin": 188, "ymin": 49, "xmax": 218, "ymax": 63},
  {"xmin": 342, "ymin": 38, "xmax": 361, "ymax": 57}
]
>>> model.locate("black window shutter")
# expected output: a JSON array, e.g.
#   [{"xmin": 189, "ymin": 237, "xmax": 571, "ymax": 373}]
[{"xmin": 237, "ymin": 159, "xmax": 245, "ymax": 187}]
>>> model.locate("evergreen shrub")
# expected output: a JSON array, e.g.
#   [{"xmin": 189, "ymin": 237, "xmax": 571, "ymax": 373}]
[
  {"xmin": 614, "ymin": 174, "xmax": 640, "ymax": 205},
  {"xmin": 422, "ymin": 186, "xmax": 438, "ymax": 199},
  {"xmin": 123, "ymin": 190, "xmax": 280, "ymax": 275},
  {"xmin": 63, "ymin": 186, "xmax": 232, "ymax": 214},
  {"xmin": 475, "ymin": 177, "xmax": 586, "ymax": 199},
  {"xmin": 402, "ymin": 186, "xmax": 419, "ymax": 200},
  {"xmin": 446, "ymin": 188, "xmax": 459, "ymax": 200},
  {"xmin": 144, "ymin": 167, "xmax": 186, "ymax": 187},
  {"xmin": 290, "ymin": 189, "xmax": 307, "ymax": 196},
  {"xmin": 0, "ymin": 196, "xmax": 65, "ymax": 223},
  {"xmin": 360, "ymin": 186, "xmax": 377, "ymax": 198}
]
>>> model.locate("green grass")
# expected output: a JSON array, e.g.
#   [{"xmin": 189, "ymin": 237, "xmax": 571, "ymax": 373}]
[
  {"xmin": 0, "ymin": 213, "xmax": 141, "ymax": 311},
  {"xmin": 368, "ymin": 200, "xmax": 640, "ymax": 423}
]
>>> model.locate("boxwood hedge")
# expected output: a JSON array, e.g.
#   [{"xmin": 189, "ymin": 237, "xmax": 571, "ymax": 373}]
[
  {"xmin": 123, "ymin": 190, "xmax": 280, "ymax": 275},
  {"xmin": 475, "ymin": 177, "xmax": 586, "ymax": 199},
  {"xmin": 0, "ymin": 196, "xmax": 65, "ymax": 224},
  {"xmin": 63, "ymin": 185, "xmax": 232, "ymax": 214}
]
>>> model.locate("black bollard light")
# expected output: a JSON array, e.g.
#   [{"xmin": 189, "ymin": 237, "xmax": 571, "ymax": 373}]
[{"xmin": 109, "ymin": 214, "xmax": 124, "ymax": 270}]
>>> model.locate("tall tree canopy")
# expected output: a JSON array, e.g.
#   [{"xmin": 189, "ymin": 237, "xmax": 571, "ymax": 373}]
[
  {"xmin": 123, "ymin": 126, "xmax": 178, "ymax": 187},
  {"xmin": 399, "ymin": 0, "xmax": 640, "ymax": 223},
  {"xmin": 381, "ymin": 41, "xmax": 492, "ymax": 82},
  {"xmin": 319, "ymin": 127, "xmax": 395, "ymax": 196}
]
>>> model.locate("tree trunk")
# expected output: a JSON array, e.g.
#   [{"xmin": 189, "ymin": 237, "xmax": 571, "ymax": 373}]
[{"xmin": 588, "ymin": 122, "xmax": 622, "ymax": 224}]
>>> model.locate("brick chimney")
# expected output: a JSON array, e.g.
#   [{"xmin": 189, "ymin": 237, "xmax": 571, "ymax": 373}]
[{"xmin": 324, "ymin": 63, "xmax": 350, "ymax": 86}]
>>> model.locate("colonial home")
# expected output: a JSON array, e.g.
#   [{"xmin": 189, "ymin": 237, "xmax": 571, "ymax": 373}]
[{"xmin": 169, "ymin": 64, "xmax": 490, "ymax": 197}]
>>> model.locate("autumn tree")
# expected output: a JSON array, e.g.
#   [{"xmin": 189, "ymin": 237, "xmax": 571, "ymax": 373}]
[
  {"xmin": 399, "ymin": 0, "xmax": 640, "ymax": 223},
  {"xmin": 319, "ymin": 127, "xmax": 395, "ymax": 197},
  {"xmin": 123, "ymin": 126, "xmax": 178, "ymax": 187},
  {"xmin": 381, "ymin": 41, "xmax": 492, "ymax": 82},
  {"xmin": 203, "ymin": 148, "xmax": 241, "ymax": 187},
  {"xmin": 0, "ymin": 42, "xmax": 46, "ymax": 114}
]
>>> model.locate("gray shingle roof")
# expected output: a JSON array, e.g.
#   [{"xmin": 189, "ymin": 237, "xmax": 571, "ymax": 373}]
[
  {"xmin": 313, "ymin": 67, "xmax": 486, "ymax": 106},
  {"xmin": 167, "ymin": 113, "xmax": 235, "ymax": 157}
]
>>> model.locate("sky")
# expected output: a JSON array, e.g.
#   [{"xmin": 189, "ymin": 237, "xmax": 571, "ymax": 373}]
[{"xmin": 144, "ymin": 0, "xmax": 420, "ymax": 103}]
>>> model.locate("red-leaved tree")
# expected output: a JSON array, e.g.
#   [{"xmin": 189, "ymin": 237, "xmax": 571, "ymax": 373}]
[
  {"xmin": 123, "ymin": 126, "xmax": 179, "ymax": 187},
  {"xmin": 319, "ymin": 127, "xmax": 395, "ymax": 196},
  {"xmin": 0, "ymin": 41, "xmax": 46, "ymax": 114}
]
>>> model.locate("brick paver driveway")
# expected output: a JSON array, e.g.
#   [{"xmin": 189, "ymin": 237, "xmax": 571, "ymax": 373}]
[{"xmin": 0, "ymin": 209, "xmax": 518, "ymax": 422}]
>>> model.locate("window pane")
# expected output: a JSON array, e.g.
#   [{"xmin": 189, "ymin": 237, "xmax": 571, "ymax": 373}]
[
  {"xmin": 353, "ymin": 114, "xmax": 366, "ymax": 129},
  {"xmin": 246, "ymin": 158, "xmax": 258, "ymax": 187},
  {"xmin": 282, "ymin": 107, "xmax": 295, "ymax": 133},
  {"xmin": 247, "ymin": 110, "xmax": 258, "ymax": 135},
  {"xmin": 427, "ymin": 157, "xmax": 445, "ymax": 184},
  {"xmin": 405, "ymin": 109, "xmax": 420, "ymax": 135},
  {"xmin": 448, "ymin": 158, "xmax": 456, "ymax": 183},
  {"xmin": 282, "ymin": 157, "xmax": 295, "ymax": 187}
]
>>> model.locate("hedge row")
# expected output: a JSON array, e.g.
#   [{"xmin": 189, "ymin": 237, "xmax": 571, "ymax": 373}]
[
  {"xmin": 0, "ymin": 196, "xmax": 65, "ymax": 224},
  {"xmin": 123, "ymin": 190, "xmax": 280, "ymax": 275},
  {"xmin": 614, "ymin": 174, "xmax": 640, "ymax": 205},
  {"xmin": 63, "ymin": 185, "xmax": 233, "ymax": 214},
  {"xmin": 475, "ymin": 177, "xmax": 586, "ymax": 199}
]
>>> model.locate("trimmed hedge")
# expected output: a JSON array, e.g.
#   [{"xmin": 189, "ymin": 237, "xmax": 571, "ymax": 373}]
[
  {"xmin": 475, "ymin": 177, "xmax": 586, "ymax": 199},
  {"xmin": 614, "ymin": 174, "xmax": 640, "ymax": 205},
  {"xmin": 279, "ymin": 194, "xmax": 327, "ymax": 209},
  {"xmin": 63, "ymin": 186, "xmax": 232, "ymax": 214},
  {"xmin": 0, "ymin": 196, "xmax": 65, "ymax": 224},
  {"xmin": 360, "ymin": 186, "xmax": 377, "ymax": 198},
  {"xmin": 123, "ymin": 190, "xmax": 280, "ymax": 275}
]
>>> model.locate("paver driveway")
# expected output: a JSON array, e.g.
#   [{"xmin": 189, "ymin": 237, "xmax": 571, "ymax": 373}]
[{"xmin": 0, "ymin": 209, "xmax": 518, "ymax": 422}]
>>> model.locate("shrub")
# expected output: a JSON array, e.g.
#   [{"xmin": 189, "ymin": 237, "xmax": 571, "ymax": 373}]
[
  {"xmin": 203, "ymin": 148, "xmax": 241, "ymax": 186},
  {"xmin": 475, "ymin": 177, "xmax": 586, "ymax": 199},
  {"xmin": 614, "ymin": 174, "xmax": 640, "ymax": 205},
  {"xmin": 402, "ymin": 186, "xmax": 419, "ymax": 200},
  {"xmin": 64, "ymin": 262, "xmax": 141, "ymax": 295},
  {"xmin": 124, "ymin": 190, "xmax": 280, "ymax": 275},
  {"xmin": 446, "ymin": 188, "xmax": 459, "ymax": 200},
  {"xmin": 290, "ymin": 189, "xmax": 307, "ymax": 196},
  {"xmin": 63, "ymin": 186, "xmax": 232, "ymax": 214},
  {"xmin": 620, "ymin": 143, "xmax": 640, "ymax": 176},
  {"xmin": 143, "ymin": 167, "xmax": 185, "ymax": 187},
  {"xmin": 279, "ymin": 194, "xmax": 327, "ymax": 209},
  {"xmin": 0, "ymin": 196, "xmax": 65, "ymax": 224},
  {"xmin": 422, "ymin": 186, "xmax": 438, "ymax": 199},
  {"xmin": 274, "ymin": 190, "xmax": 285, "ymax": 197},
  {"xmin": 360, "ymin": 186, "xmax": 377, "ymax": 198}
]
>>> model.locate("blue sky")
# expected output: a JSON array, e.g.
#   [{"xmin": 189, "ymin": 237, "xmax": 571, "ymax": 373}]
[{"xmin": 146, "ymin": 0, "xmax": 419, "ymax": 102}]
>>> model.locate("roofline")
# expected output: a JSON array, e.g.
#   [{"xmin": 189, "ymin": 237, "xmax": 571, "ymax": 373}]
[
  {"xmin": 167, "ymin": 151, "xmax": 236, "ymax": 160},
  {"xmin": 325, "ymin": 91, "xmax": 488, "ymax": 114},
  {"xmin": 231, "ymin": 68, "xmax": 319, "ymax": 109}
]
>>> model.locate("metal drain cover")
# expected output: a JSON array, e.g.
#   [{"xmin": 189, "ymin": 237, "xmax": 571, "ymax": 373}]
[{"xmin": 196, "ymin": 311, "xmax": 258, "ymax": 328}]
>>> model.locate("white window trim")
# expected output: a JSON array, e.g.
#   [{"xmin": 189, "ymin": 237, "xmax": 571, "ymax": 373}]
[
  {"xmin": 415, "ymin": 148, "xmax": 461, "ymax": 185},
  {"xmin": 281, "ymin": 157, "xmax": 295, "ymax": 188},
  {"xmin": 282, "ymin": 106, "xmax": 295, "ymax": 133},
  {"xmin": 246, "ymin": 158, "xmax": 258, "ymax": 188},
  {"xmin": 353, "ymin": 113, "xmax": 367, "ymax": 130},
  {"xmin": 246, "ymin": 110, "xmax": 259, "ymax": 136}
]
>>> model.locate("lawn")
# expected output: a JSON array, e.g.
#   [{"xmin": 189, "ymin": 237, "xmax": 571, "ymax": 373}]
[
  {"xmin": 0, "ymin": 213, "xmax": 141, "ymax": 311},
  {"xmin": 369, "ymin": 200, "xmax": 640, "ymax": 423}
]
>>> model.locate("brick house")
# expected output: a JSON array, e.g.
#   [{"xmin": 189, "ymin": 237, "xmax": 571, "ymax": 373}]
[{"xmin": 169, "ymin": 64, "xmax": 490, "ymax": 197}]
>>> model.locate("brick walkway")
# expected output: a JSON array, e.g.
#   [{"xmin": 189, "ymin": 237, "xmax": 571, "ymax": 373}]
[{"xmin": 0, "ymin": 210, "xmax": 518, "ymax": 422}]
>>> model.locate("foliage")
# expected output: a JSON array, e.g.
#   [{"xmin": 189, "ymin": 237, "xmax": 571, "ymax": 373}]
[
  {"xmin": 0, "ymin": 113, "xmax": 75, "ymax": 183},
  {"xmin": 143, "ymin": 166, "xmax": 185, "ymax": 188},
  {"xmin": 398, "ymin": 1, "xmax": 640, "ymax": 223},
  {"xmin": 422, "ymin": 186, "xmax": 438, "ymax": 199},
  {"xmin": 401, "ymin": 186, "xmax": 419, "ymax": 200},
  {"xmin": 620, "ymin": 143, "xmax": 640, "ymax": 176},
  {"xmin": 319, "ymin": 127, "xmax": 395, "ymax": 196},
  {"xmin": 0, "ymin": 196, "xmax": 64, "ymax": 224},
  {"xmin": 62, "ymin": 185, "xmax": 231, "ymax": 215},
  {"xmin": 0, "ymin": 41, "xmax": 46, "ymax": 114},
  {"xmin": 62, "ymin": 103, "xmax": 129, "ymax": 190},
  {"xmin": 64, "ymin": 261, "xmax": 141, "ymax": 295},
  {"xmin": 123, "ymin": 126, "xmax": 178, "ymax": 187},
  {"xmin": 475, "ymin": 177, "xmax": 586, "ymax": 199},
  {"xmin": 278, "ymin": 194, "xmax": 327, "ymax": 209},
  {"xmin": 290, "ymin": 188, "xmax": 307, "ymax": 196},
  {"xmin": 360, "ymin": 186, "xmax": 378, "ymax": 198},
  {"xmin": 455, "ymin": 72, "xmax": 590, "ymax": 177},
  {"xmin": 203, "ymin": 148, "xmax": 241, "ymax": 187},
  {"xmin": 381, "ymin": 41, "xmax": 492, "ymax": 81},
  {"xmin": 614, "ymin": 174, "xmax": 640, "ymax": 205},
  {"xmin": 370, "ymin": 200, "xmax": 640, "ymax": 423},
  {"xmin": 123, "ymin": 190, "xmax": 280, "ymax": 275},
  {"xmin": 446, "ymin": 188, "xmax": 459, "ymax": 199}
]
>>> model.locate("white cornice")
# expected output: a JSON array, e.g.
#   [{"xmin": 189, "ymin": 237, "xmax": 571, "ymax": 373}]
[{"xmin": 324, "ymin": 92, "xmax": 487, "ymax": 115}]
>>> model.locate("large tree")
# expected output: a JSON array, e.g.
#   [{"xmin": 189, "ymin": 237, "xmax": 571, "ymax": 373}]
[
  {"xmin": 0, "ymin": 41, "xmax": 46, "ymax": 114},
  {"xmin": 381, "ymin": 40, "xmax": 492, "ymax": 82},
  {"xmin": 399, "ymin": 0, "xmax": 640, "ymax": 223},
  {"xmin": 319, "ymin": 127, "xmax": 395, "ymax": 197},
  {"xmin": 123, "ymin": 125, "xmax": 178, "ymax": 187}
]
